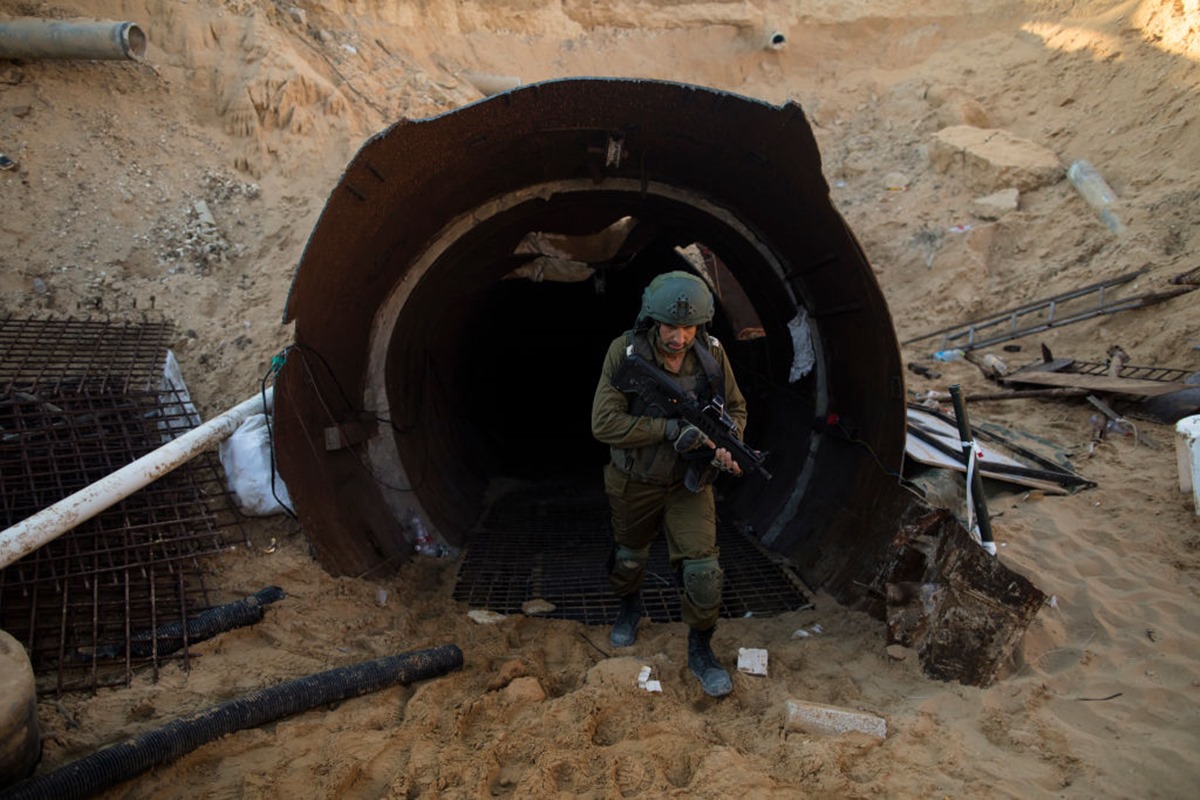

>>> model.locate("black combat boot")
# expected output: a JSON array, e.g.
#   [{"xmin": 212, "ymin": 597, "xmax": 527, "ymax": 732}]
[
  {"xmin": 688, "ymin": 626, "xmax": 733, "ymax": 697},
  {"xmin": 610, "ymin": 593, "xmax": 643, "ymax": 647}
]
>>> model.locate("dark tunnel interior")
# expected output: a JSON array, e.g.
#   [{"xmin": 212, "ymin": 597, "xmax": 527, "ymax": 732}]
[
  {"xmin": 381, "ymin": 193, "xmax": 821, "ymax": 545},
  {"xmin": 456, "ymin": 250, "xmax": 760, "ymax": 482},
  {"xmin": 459, "ymin": 274, "xmax": 644, "ymax": 481}
]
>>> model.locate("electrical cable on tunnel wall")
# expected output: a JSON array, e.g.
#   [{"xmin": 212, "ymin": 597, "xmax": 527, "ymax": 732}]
[{"xmin": 275, "ymin": 343, "xmax": 431, "ymax": 494}]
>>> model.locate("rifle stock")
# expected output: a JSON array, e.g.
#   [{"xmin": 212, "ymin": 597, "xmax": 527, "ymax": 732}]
[{"xmin": 612, "ymin": 353, "xmax": 771, "ymax": 482}]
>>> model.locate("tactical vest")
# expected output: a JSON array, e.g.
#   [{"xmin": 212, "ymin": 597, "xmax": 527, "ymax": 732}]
[{"xmin": 612, "ymin": 329, "xmax": 727, "ymax": 485}]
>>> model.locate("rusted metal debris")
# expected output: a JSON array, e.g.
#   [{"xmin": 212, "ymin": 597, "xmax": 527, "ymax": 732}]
[
  {"xmin": 918, "ymin": 387, "xmax": 1089, "ymax": 402},
  {"xmin": 877, "ymin": 509, "xmax": 1046, "ymax": 686},
  {"xmin": 1002, "ymin": 369, "xmax": 1186, "ymax": 396},
  {"xmin": 1169, "ymin": 264, "xmax": 1200, "ymax": 286},
  {"xmin": 917, "ymin": 343, "xmax": 1200, "ymax": 423}
]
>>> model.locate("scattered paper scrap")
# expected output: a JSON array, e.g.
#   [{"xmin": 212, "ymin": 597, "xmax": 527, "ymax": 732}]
[
  {"xmin": 737, "ymin": 647, "xmax": 769, "ymax": 676},
  {"xmin": 468, "ymin": 609, "xmax": 507, "ymax": 625},
  {"xmin": 636, "ymin": 664, "xmax": 662, "ymax": 692}
]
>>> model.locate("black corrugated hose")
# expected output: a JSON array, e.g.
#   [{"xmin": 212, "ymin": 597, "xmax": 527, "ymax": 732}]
[
  {"xmin": 2, "ymin": 644, "xmax": 464, "ymax": 800},
  {"xmin": 85, "ymin": 586, "xmax": 287, "ymax": 660}
]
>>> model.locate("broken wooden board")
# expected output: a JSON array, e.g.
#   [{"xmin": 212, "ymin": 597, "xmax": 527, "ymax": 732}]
[
  {"xmin": 906, "ymin": 405, "xmax": 1093, "ymax": 493},
  {"xmin": 1001, "ymin": 369, "xmax": 1187, "ymax": 397}
]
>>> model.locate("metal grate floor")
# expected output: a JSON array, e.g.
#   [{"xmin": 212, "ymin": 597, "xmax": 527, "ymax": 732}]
[
  {"xmin": 0, "ymin": 316, "xmax": 246, "ymax": 695},
  {"xmin": 452, "ymin": 480, "xmax": 810, "ymax": 626}
]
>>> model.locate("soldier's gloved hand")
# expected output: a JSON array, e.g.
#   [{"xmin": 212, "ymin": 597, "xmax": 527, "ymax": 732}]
[{"xmin": 667, "ymin": 420, "xmax": 708, "ymax": 453}]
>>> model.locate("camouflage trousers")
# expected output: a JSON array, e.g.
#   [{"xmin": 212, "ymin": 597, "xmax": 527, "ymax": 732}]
[{"xmin": 602, "ymin": 462, "xmax": 721, "ymax": 630}]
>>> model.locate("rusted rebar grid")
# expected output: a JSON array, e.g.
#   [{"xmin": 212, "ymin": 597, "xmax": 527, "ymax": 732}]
[{"xmin": 0, "ymin": 317, "xmax": 246, "ymax": 695}]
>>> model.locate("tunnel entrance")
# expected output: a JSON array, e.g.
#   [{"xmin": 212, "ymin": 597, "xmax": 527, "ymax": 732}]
[
  {"xmin": 277, "ymin": 77, "xmax": 906, "ymax": 590},
  {"xmin": 420, "ymin": 216, "xmax": 811, "ymax": 621},
  {"xmin": 363, "ymin": 178, "xmax": 837, "ymax": 568},
  {"xmin": 275, "ymin": 78, "xmax": 1044, "ymax": 685},
  {"xmin": 455, "ymin": 259, "xmax": 638, "ymax": 483}
]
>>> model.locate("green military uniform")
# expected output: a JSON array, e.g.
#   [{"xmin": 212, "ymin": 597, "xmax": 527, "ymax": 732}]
[{"xmin": 591, "ymin": 324, "xmax": 748, "ymax": 630}]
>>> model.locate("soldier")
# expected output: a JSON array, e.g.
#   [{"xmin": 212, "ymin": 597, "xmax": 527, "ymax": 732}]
[{"xmin": 591, "ymin": 270, "xmax": 748, "ymax": 697}]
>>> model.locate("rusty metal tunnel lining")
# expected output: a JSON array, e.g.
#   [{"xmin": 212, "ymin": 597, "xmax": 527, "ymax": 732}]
[
  {"xmin": 0, "ymin": 317, "xmax": 246, "ymax": 695},
  {"xmin": 278, "ymin": 77, "xmax": 909, "ymax": 608},
  {"xmin": 453, "ymin": 482, "xmax": 811, "ymax": 624}
]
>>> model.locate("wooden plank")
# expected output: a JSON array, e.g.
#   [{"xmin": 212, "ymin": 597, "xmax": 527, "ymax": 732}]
[
  {"xmin": 920, "ymin": 387, "xmax": 1089, "ymax": 402},
  {"xmin": 905, "ymin": 432, "xmax": 963, "ymax": 470},
  {"xmin": 1001, "ymin": 370, "xmax": 1187, "ymax": 396},
  {"xmin": 1006, "ymin": 357, "xmax": 1074, "ymax": 376}
]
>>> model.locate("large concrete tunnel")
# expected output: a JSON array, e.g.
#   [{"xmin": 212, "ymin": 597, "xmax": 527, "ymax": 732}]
[{"xmin": 275, "ymin": 78, "xmax": 1042, "ymax": 684}]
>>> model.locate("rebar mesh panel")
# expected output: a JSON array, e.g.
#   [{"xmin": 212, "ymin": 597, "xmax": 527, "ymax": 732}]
[
  {"xmin": 453, "ymin": 481, "xmax": 809, "ymax": 626},
  {"xmin": 0, "ymin": 317, "xmax": 245, "ymax": 695},
  {"xmin": 0, "ymin": 317, "xmax": 174, "ymax": 393}
]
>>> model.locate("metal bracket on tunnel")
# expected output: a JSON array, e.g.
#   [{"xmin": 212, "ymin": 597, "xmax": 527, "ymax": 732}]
[
  {"xmin": 605, "ymin": 133, "xmax": 625, "ymax": 168},
  {"xmin": 324, "ymin": 418, "xmax": 378, "ymax": 451},
  {"xmin": 586, "ymin": 130, "xmax": 626, "ymax": 181}
]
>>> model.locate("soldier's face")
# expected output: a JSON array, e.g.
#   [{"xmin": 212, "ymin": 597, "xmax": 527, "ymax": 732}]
[{"xmin": 657, "ymin": 323, "xmax": 697, "ymax": 354}]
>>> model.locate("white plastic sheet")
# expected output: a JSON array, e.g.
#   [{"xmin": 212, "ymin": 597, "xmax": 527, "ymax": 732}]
[{"xmin": 219, "ymin": 413, "xmax": 292, "ymax": 516}]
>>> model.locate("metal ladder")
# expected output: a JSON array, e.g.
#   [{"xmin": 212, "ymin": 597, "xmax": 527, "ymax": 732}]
[{"xmin": 904, "ymin": 268, "xmax": 1195, "ymax": 352}]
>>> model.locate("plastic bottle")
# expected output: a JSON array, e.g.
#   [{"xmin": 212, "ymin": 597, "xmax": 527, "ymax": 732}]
[
  {"xmin": 1067, "ymin": 160, "xmax": 1126, "ymax": 235},
  {"xmin": 410, "ymin": 512, "xmax": 443, "ymax": 557},
  {"xmin": 980, "ymin": 353, "xmax": 1008, "ymax": 376},
  {"xmin": 932, "ymin": 349, "xmax": 965, "ymax": 362}
]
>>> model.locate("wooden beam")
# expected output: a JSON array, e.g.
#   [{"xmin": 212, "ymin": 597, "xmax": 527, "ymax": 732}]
[{"xmin": 1001, "ymin": 371, "xmax": 1186, "ymax": 397}]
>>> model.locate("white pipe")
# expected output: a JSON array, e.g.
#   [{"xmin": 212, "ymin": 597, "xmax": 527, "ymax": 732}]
[{"xmin": 0, "ymin": 388, "xmax": 272, "ymax": 570}]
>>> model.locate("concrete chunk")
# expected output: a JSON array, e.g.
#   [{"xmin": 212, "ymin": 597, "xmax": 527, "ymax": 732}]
[
  {"xmin": 930, "ymin": 125, "xmax": 1063, "ymax": 193},
  {"xmin": 784, "ymin": 699, "xmax": 887, "ymax": 740}
]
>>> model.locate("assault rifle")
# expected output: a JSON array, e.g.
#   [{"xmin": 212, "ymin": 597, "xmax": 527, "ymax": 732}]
[{"xmin": 612, "ymin": 351, "xmax": 771, "ymax": 490}]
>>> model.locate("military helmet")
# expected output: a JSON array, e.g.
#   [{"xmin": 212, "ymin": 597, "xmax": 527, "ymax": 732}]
[{"xmin": 637, "ymin": 270, "xmax": 714, "ymax": 327}]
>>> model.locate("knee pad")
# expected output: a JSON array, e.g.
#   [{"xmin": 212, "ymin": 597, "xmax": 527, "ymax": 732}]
[
  {"xmin": 611, "ymin": 545, "xmax": 650, "ymax": 581},
  {"xmin": 682, "ymin": 557, "xmax": 724, "ymax": 611}
]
